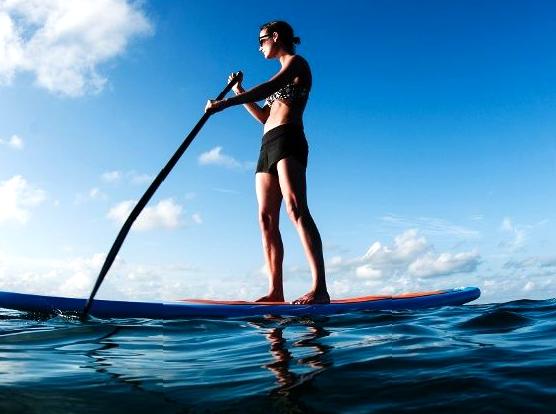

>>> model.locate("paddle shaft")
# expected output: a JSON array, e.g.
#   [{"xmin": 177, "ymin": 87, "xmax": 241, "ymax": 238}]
[{"xmin": 82, "ymin": 73, "xmax": 242, "ymax": 318}]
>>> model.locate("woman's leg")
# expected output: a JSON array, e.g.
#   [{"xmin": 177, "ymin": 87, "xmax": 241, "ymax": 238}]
[
  {"xmin": 276, "ymin": 157, "xmax": 330, "ymax": 304},
  {"xmin": 255, "ymin": 172, "xmax": 285, "ymax": 302}
]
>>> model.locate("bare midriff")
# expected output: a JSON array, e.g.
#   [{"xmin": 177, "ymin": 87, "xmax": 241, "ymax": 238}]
[
  {"xmin": 264, "ymin": 102, "xmax": 304, "ymax": 133},
  {"xmin": 263, "ymin": 79, "xmax": 310, "ymax": 133}
]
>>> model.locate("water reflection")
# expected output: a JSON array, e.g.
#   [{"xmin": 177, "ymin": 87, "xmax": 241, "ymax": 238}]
[{"xmin": 251, "ymin": 318, "xmax": 333, "ymax": 397}]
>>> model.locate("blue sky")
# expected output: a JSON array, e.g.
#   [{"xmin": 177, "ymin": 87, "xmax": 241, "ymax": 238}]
[{"xmin": 0, "ymin": 0, "xmax": 555, "ymax": 303}]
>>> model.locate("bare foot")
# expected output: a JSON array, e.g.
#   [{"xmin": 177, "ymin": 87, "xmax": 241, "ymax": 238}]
[
  {"xmin": 292, "ymin": 290, "xmax": 330, "ymax": 305},
  {"xmin": 255, "ymin": 293, "xmax": 285, "ymax": 303}
]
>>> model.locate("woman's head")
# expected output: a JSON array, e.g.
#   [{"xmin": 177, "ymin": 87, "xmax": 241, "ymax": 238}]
[{"xmin": 259, "ymin": 20, "xmax": 300, "ymax": 58}]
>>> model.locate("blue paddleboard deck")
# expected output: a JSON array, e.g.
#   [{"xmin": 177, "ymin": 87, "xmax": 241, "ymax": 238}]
[{"xmin": 0, "ymin": 287, "xmax": 480, "ymax": 319}]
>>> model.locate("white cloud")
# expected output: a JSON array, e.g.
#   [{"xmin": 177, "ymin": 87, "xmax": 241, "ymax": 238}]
[
  {"xmin": 500, "ymin": 217, "xmax": 513, "ymax": 232},
  {"xmin": 0, "ymin": 0, "xmax": 153, "ymax": 96},
  {"xmin": 0, "ymin": 134, "xmax": 24, "ymax": 150},
  {"xmin": 326, "ymin": 229, "xmax": 481, "ymax": 286},
  {"xmin": 0, "ymin": 11, "xmax": 23, "ymax": 83},
  {"xmin": 56, "ymin": 253, "xmax": 106, "ymax": 296},
  {"xmin": 499, "ymin": 217, "xmax": 526, "ymax": 251},
  {"xmin": 501, "ymin": 255, "xmax": 556, "ymax": 299},
  {"xmin": 198, "ymin": 146, "xmax": 253, "ymax": 170},
  {"xmin": 213, "ymin": 188, "xmax": 240, "ymax": 195},
  {"xmin": 108, "ymin": 200, "xmax": 137, "ymax": 225},
  {"xmin": 129, "ymin": 172, "xmax": 152, "ymax": 185},
  {"xmin": 107, "ymin": 198, "xmax": 183, "ymax": 231},
  {"xmin": 478, "ymin": 269, "xmax": 555, "ymax": 302},
  {"xmin": 89, "ymin": 187, "xmax": 104, "ymax": 199},
  {"xmin": 408, "ymin": 251, "xmax": 481, "ymax": 278},
  {"xmin": 328, "ymin": 256, "xmax": 343, "ymax": 266},
  {"xmin": 199, "ymin": 147, "xmax": 240, "ymax": 168},
  {"xmin": 363, "ymin": 229, "xmax": 428, "ymax": 264},
  {"xmin": 325, "ymin": 226, "xmax": 556, "ymax": 301},
  {"xmin": 523, "ymin": 281, "xmax": 535, "ymax": 292},
  {"xmin": 101, "ymin": 170, "xmax": 122, "ymax": 183},
  {"xmin": 381, "ymin": 214, "xmax": 480, "ymax": 239},
  {"xmin": 0, "ymin": 175, "xmax": 46, "ymax": 224},
  {"xmin": 101, "ymin": 170, "xmax": 152, "ymax": 185},
  {"xmin": 505, "ymin": 255, "xmax": 556, "ymax": 270},
  {"xmin": 0, "ymin": 252, "xmax": 149, "ymax": 299},
  {"xmin": 192, "ymin": 213, "xmax": 202, "ymax": 224},
  {"xmin": 355, "ymin": 265, "xmax": 382, "ymax": 279},
  {"xmin": 74, "ymin": 186, "xmax": 108, "ymax": 204},
  {"xmin": 0, "ymin": 251, "xmax": 204, "ymax": 300}
]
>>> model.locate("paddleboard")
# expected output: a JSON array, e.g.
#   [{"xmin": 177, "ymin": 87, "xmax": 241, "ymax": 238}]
[{"xmin": 0, "ymin": 287, "xmax": 480, "ymax": 319}]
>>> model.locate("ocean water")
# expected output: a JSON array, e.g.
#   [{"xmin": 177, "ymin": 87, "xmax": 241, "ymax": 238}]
[{"xmin": 0, "ymin": 299, "xmax": 555, "ymax": 413}]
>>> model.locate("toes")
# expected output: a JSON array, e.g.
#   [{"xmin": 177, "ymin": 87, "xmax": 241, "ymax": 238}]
[{"xmin": 293, "ymin": 295, "xmax": 313, "ymax": 305}]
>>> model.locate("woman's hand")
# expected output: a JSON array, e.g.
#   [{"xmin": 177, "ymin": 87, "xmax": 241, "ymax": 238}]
[
  {"xmin": 228, "ymin": 71, "xmax": 244, "ymax": 95},
  {"xmin": 205, "ymin": 99, "xmax": 228, "ymax": 115}
]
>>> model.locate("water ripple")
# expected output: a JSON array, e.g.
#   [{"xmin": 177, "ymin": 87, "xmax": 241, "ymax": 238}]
[{"xmin": 0, "ymin": 299, "xmax": 555, "ymax": 413}]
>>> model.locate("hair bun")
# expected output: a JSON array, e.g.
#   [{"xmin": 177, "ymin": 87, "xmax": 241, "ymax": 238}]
[{"xmin": 293, "ymin": 36, "xmax": 301, "ymax": 45}]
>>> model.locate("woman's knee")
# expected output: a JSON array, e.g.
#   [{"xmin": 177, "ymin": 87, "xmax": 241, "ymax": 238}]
[
  {"xmin": 284, "ymin": 197, "xmax": 307, "ymax": 224},
  {"xmin": 258, "ymin": 210, "xmax": 279, "ymax": 233}
]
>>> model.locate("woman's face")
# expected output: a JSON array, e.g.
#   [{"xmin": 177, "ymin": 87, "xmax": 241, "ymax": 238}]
[{"xmin": 258, "ymin": 30, "xmax": 276, "ymax": 59}]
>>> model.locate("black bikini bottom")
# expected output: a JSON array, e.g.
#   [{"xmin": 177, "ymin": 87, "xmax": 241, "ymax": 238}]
[{"xmin": 256, "ymin": 124, "xmax": 309, "ymax": 176}]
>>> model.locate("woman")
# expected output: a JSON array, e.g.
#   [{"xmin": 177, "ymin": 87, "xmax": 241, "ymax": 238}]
[{"xmin": 205, "ymin": 21, "xmax": 329, "ymax": 305}]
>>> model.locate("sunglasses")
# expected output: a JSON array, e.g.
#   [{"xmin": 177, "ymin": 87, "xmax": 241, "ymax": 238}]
[{"xmin": 258, "ymin": 34, "xmax": 273, "ymax": 47}]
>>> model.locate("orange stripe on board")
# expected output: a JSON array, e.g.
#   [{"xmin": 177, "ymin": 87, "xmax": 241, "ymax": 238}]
[
  {"xmin": 179, "ymin": 299, "xmax": 287, "ymax": 305},
  {"xmin": 392, "ymin": 290, "xmax": 444, "ymax": 299},
  {"xmin": 330, "ymin": 296, "xmax": 390, "ymax": 303},
  {"xmin": 178, "ymin": 291, "xmax": 444, "ymax": 305}
]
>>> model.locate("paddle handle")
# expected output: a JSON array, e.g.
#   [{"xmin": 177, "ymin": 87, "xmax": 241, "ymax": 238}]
[{"xmin": 82, "ymin": 72, "xmax": 243, "ymax": 318}]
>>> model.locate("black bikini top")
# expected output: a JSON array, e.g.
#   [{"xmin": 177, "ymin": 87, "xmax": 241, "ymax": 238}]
[{"xmin": 265, "ymin": 82, "xmax": 310, "ymax": 107}]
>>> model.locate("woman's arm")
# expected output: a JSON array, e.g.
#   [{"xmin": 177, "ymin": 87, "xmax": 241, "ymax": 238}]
[
  {"xmin": 233, "ymin": 85, "xmax": 270, "ymax": 124},
  {"xmin": 226, "ymin": 56, "xmax": 300, "ymax": 107},
  {"xmin": 205, "ymin": 56, "xmax": 303, "ymax": 115}
]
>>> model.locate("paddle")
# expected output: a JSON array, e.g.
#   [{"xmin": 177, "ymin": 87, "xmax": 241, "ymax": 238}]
[{"xmin": 82, "ymin": 72, "xmax": 243, "ymax": 318}]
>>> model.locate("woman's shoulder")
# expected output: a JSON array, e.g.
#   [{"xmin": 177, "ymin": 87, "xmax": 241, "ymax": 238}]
[
  {"xmin": 287, "ymin": 55, "xmax": 311, "ymax": 77},
  {"xmin": 290, "ymin": 54, "xmax": 309, "ymax": 66}
]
